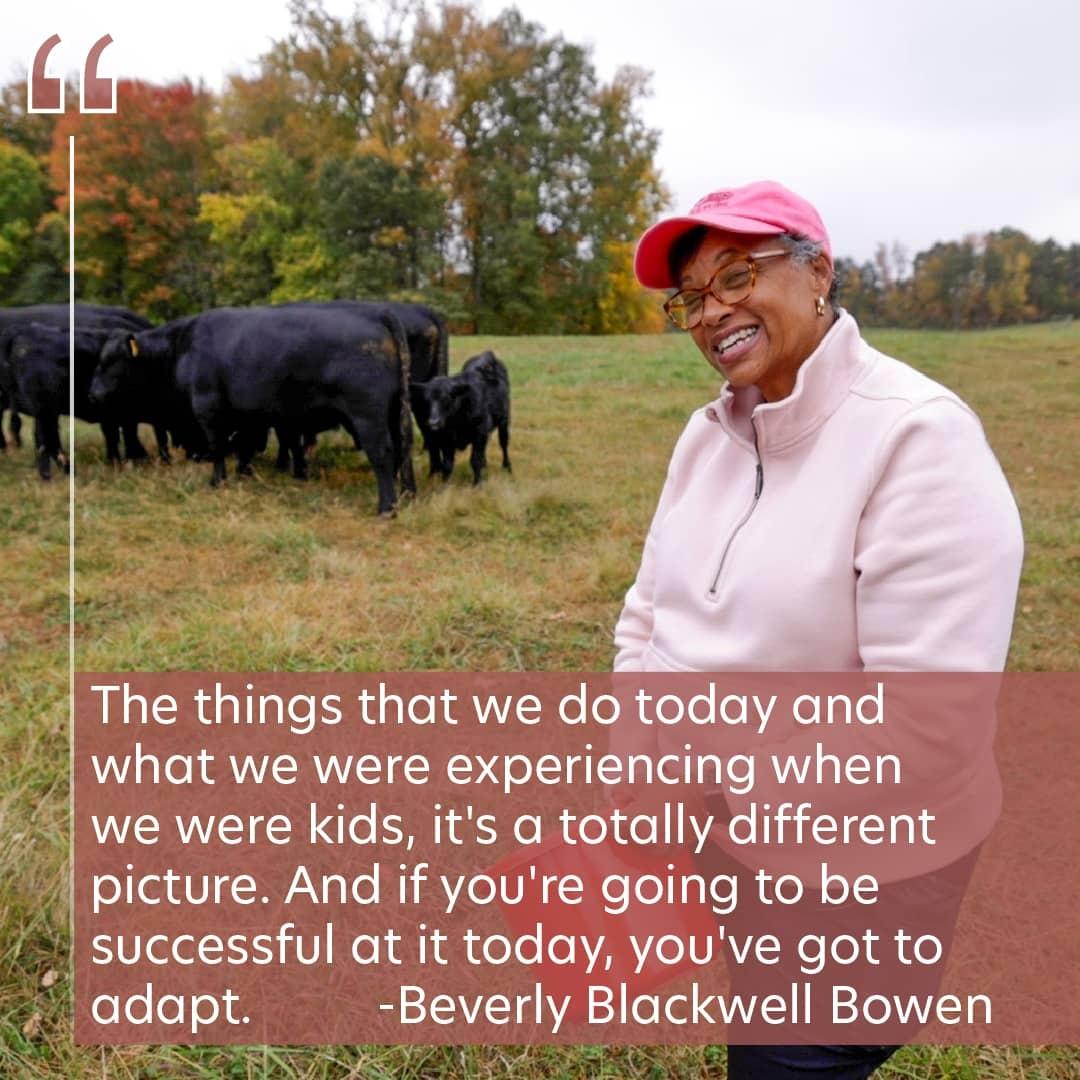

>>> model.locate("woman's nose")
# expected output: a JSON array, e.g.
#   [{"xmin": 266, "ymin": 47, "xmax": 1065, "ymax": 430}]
[{"xmin": 699, "ymin": 291, "xmax": 735, "ymax": 325}]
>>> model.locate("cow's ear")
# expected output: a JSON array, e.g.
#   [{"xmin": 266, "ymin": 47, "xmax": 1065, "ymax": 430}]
[
  {"xmin": 129, "ymin": 336, "xmax": 139, "ymax": 358},
  {"xmin": 411, "ymin": 380, "xmax": 428, "ymax": 392}
]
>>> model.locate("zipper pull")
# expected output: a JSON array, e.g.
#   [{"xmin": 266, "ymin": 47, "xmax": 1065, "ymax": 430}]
[{"xmin": 754, "ymin": 462, "xmax": 764, "ymax": 499}]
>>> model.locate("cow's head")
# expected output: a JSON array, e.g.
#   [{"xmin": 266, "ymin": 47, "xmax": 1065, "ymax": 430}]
[
  {"xmin": 89, "ymin": 329, "xmax": 141, "ymax": 405},
  {"xmin": 412, "ymin": 375, "xmax": 466, "ymax": 432}
]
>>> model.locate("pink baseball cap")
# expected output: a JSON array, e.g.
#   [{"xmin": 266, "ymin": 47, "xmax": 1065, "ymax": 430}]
[{"xmin": 634, "ymin": 180, "xmax": 832, "ymax": 289}]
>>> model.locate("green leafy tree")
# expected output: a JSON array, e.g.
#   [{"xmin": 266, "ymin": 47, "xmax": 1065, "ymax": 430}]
[
  {"xmin": 198, "ymin": 138, "xmax": 304, "ymax": 305},
  {"xmin": 222, "ymin": 0, "xmax": 666, "ymax": 331},
  {"xmin": 0, "ymin": 77, "xmax": 65, "ymax": 160},
  {"xmin": 0, "ymin": 138, "xmax": 47, "ymax": 299},
  {"xmin": 981, "ymin": 228, "xmax": 1035, "ymax": 326},
  {"xmin": 313, "ymin": 152, "xmax": 445, "ymax": 297}
]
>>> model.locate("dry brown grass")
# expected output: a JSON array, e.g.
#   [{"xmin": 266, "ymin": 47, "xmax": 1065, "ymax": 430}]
[{"xmin": 1, "ymin": 322, "xmax": 1076, "ymax": 1076}]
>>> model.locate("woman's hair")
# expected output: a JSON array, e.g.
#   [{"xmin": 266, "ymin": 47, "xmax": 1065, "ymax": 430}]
[
  {"xmin": 777, "ymin": 231, "xmax": 840, "ymax": 305},
  {"xmin": 667, "ymin": 226, "xmax": 839, "ymax": 305}
]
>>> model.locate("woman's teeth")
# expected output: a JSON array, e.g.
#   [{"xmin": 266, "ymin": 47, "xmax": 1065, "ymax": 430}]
[{"xmin": 716, "ymin": 326, "xmax": 758, "ymax": 355}]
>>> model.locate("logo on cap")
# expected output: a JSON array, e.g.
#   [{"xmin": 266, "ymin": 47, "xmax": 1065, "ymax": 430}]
[{"xmin": 693, "ymin": 190, "xmax": 733, "ymax": 212}]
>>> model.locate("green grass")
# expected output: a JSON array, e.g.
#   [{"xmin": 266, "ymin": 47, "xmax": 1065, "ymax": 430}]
[{"xmin": 1, "ymin": 323, "xmax": 1077, "ymax": 1077}]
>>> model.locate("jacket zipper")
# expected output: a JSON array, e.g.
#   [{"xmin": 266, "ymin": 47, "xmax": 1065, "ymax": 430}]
[{"xmin": 707, "ymin": 422, "xmax": 763, "ymax": 599}]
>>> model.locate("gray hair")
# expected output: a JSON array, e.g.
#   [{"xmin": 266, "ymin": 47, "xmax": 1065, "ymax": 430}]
[
  {"xmin": 778, "ymin": 231, "xmax": 839, "ymax": 304},
  {"xmin": 777, "ymin": 232, "xmax": 823, "ymax": 264}
]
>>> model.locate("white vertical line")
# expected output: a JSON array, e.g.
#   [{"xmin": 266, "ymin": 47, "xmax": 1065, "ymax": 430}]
[
  {"xmin": 68, "ymin": 133, "xmax": 75, "ymax": 1004},
  {"xmin": 69, "ymin": 135, "xmax": 75, "ymax": 669}
]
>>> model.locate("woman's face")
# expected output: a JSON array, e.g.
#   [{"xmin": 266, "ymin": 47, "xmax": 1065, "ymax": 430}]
[{"xmin": 681, "ymin": 230, "xmax": 833, "ymax": 402}]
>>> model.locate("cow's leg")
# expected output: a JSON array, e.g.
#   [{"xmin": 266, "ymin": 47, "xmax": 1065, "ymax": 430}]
[
  {"xmin": 437, "ymin": 439, "xmax": 454, "ymax": 481},
  {"xmin": 235, "ymin": 433, "xmax": 255, "ymax": 476},
  {"xmin": 290, "ymin": 430, "xmax": 308, "ymax": 480},
  {"xmin": 11, "ymin": 410, "xmax": 22, "ymax": 448},
  {"xmin": 55, "ymin": 421, "xmax": 69, "ymax": 474},
  {"xmin": 348, "ymin": 417, "xmax": 397, "ymax": 516},
  {"xmin": 0, "ymin": 410, "xmax": 7, "ymax": 452},
  {"xmin": 179, "ymin": 418, "xmax": 208, "ymax": 461},
  {"xmin": 101, "ymin": 421, "xmax": 122, "ymax": 465},
  {"xmin": 153, "ymin": 422, "xmax": 171, "ymax": 464},
  {"xmin": 469, "ymin": 434, "xmax": 489, "ymax": 485},
  {"xmin": 34, "ymin": 415, "xmax": 52, "ymax": 480},
  {"xmin": 400, "ymin": 453, "xmax": 416, "ymax": 496},
  {"xmin": 209, "ymin": 445, "xmax": 227, "ymax": 485},
  {"xmin": 192, "ymin": 394, "xmax": 229, "ymax": 485},
  {"xmin": 498, "ymin": 418, "xmax": 511, "ymax": 471},
  {"xmin": 419, "ymin": 430, "xmax": 441, "ymax": 478},
  {"xmin": 122, "ymin": 421, "xmax": 149, "ymax": 462},
  {"xmin": 38, "ymin": 413, "xmax": 66, "ymax": 478}
]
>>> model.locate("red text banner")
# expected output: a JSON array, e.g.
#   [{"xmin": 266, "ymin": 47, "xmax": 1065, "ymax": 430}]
[{"xmin": 73, "ymin": 673, "xmax": 1079, "ymax": 1045}]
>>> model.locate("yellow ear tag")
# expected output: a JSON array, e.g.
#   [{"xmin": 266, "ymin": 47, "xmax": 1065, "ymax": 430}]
[{"xmin": 130, "ymin": 337, "xmax": 140, "ymax": 357}]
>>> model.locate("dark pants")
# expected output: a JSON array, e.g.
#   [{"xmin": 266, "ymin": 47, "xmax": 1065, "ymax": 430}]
[
  {"xmin": 726, "ymin": 1042, "xmax": 898, "ymax": 1078},
  {"xmin": 695, "ymin": 839, "xmax": 980, "ymax": 1080}
]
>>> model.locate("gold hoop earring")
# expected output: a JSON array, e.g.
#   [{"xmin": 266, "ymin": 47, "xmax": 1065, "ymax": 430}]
[{"xmin": 815, "ymin": 296, "xmax": 826, "ymax": 317}]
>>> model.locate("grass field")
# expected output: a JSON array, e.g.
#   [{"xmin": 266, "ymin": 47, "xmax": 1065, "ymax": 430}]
[{"xmin": 1, "ymin": 322, "xmax": 1077, "ymax": 1078}]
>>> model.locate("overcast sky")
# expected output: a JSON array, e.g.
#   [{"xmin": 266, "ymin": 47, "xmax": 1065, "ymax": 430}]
[{"xmin": 5, "ymin": 0, "xmax": 1078, "ymax": 263}]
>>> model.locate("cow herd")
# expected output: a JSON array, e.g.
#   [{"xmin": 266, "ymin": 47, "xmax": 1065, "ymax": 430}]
[{"xmin": 0, "ymin": 301, "xmax": 512, "ymax": 514}]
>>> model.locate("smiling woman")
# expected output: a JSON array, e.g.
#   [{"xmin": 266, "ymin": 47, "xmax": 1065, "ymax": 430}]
[
  {"xmin": 618, "ymin": 179, "xmax": 1023, "ymax": 674},
  {"xmin": 677, "ymin": 233, "xmax": 830, "ymax": 401},
  {"xmin": 613, "ymin": 181, "xmax": 1025, "ymax": 1079}
]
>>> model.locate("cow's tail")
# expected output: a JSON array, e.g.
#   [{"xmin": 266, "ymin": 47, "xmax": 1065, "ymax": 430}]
[{"xmin": 383, "ymin": 308, "xmax": 416, "ymax": 496}]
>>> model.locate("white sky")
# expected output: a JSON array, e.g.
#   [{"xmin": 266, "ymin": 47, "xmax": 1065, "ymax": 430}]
[{"xmin": 5, "ymin": 0, "xmax": 1078, "ymax": 263}]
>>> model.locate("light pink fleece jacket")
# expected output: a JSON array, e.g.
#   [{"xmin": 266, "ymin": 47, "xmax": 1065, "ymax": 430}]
[
  {"xmin": 612, "ymin": 312, "xmax": 1024, "ymax": 878},
  {"xmin": 614, "ymin": 311, "xmax": 1024, "ymax": 675}
]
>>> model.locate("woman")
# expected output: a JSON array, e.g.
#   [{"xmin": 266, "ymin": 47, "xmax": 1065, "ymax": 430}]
[{"xmin": 613, "ymin": 182, "xmax": 1024, "ymax": 1078}]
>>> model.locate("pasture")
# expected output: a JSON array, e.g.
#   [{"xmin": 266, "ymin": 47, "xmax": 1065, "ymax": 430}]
[{"xmin": 1, "ymin": 322, "xmax": 1077, "ymax": 1078}]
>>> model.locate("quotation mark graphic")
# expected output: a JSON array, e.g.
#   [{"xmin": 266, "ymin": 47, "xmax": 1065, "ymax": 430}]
[{"xmin": 28, "ymin": 33, "xmax": 117, "ymax": 114}]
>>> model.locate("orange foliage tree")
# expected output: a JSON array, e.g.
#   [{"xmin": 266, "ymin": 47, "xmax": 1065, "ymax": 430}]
[{"xmin": 50, "ymin": 80, "xmax": 213, "ymax": 317}]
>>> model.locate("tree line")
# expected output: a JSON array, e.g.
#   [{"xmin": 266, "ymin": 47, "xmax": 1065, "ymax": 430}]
[
  {"xmin": 835, "ymin": 233, "xmax": 1080, "ymax": 329},
  {"xmin": 0, "ymin": 0, "xmax": 667, "ymax": 333},
  {"xmin": 0, "ymin": 0, "xmax": 1076, "ymax": 333}
]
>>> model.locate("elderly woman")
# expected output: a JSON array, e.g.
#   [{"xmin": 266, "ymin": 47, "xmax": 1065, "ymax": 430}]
[{"xmin": 613, "ymin": 182, "xmax": 1024, "ymax": 1078}]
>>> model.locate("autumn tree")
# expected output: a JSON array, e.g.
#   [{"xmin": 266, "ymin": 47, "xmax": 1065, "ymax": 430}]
[
  {"xmin": 9, "ymin": 2, "xmax": 1075, "ymax": 331},
  {"xmin": 198, "ymin": 137, "xmax": 304, "ymax": 305},
  {"xmin": 221, "ymin": 0, "xmax": 666, "ymax": 331},
  {"xmin": 409, "ymin": 6, "xmax": 667, "ymax": 331},
  {"xmin": 980, "ymin": 229, "xmax": 1035, "ymax": 326},
  {"xmin": 51, "ymin": 80, "xmax": 213, "ymax": 317}
]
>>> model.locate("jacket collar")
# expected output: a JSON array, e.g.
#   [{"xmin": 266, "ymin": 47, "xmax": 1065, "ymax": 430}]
[{"xmin": 704, "ymin": 310, "xmax": 868, "ymax": 452}]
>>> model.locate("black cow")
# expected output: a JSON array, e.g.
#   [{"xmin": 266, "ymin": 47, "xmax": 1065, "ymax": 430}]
[
  {"xmin": 0, "ymin": 323, "xmax": 168, "ymax": 479},
  {"xmin": 277, "ymin": 300, "xmax": 448, "ymax": 475},
  {"xmin": 91, "ymin": 319, "xmax": 208, "ymax": 462},
  {"xmin": 91, "ymin": 305, "xmax": 415, "ymax": 515},
  {"xmin": 0, "ymin": 302, "xmax": 150, "ymax": 337},
  {"xmin": 412, "ymin": 350, "xmax": 511, "ymax": 485},
  {"xmin": 0, "ymin": 303, "xmax": 151, "ymax": 455}
]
